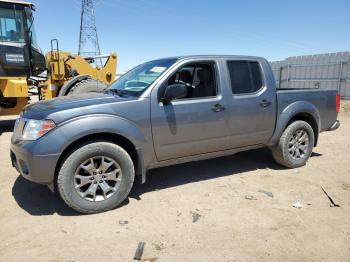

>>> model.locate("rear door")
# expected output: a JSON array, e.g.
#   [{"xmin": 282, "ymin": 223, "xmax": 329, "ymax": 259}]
[
  {"xmin": 224, "ymin": 59, "xmax": 276, "ymax": 148},
  {"xmin": 150, "ymin": 60, "xmax": 230, "ymax": 161}
]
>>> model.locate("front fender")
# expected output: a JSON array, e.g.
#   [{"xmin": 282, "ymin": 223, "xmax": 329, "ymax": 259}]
[
  {"xmin": 30, "ymin": 114, "xmax": 147, "ymax": 155},
  {"xmin": 268, "ymin": 101, "xmax": 321, "ymax": 146}
]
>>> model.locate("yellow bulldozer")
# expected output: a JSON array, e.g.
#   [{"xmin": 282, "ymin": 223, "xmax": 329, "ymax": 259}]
[{"xmin": 0, "ymin": 0, "xmax": 117, "ymax": 116}]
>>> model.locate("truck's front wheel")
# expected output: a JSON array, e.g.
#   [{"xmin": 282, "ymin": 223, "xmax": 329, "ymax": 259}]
[
  {"xmin": 57, "ymin": 141, "xmax": 135, "ymax": 214},
  {"xmin": 272, "ymin": 120, "xmax": 315, "ymax": 168}
]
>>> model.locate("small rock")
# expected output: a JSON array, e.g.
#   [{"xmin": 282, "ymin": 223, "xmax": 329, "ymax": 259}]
[
  {"xmin": 258, "ymin": 190, "xmax": 274, "ymax": 198},
  {"xmin": 61, "ymin": 229, "xmax": 67, "ymax": 234},
  {"xmin": 118, "ymin": 220, "xmax": 129, "ymax": 225},
  {"xmin": 245, "ymin": 194, "xmax": 257, "ymax": 200},
  {"xmin": 191, "ymin": 211, "xmax": 202, "ymax": 223}
]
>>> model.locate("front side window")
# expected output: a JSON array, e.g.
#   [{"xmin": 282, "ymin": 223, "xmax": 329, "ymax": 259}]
[
  {"xmin": 108, "ymin": 58, "xmax": 177, "ymax": 97},
  {"xmin": 163, "ymin": 62, "xmax": 217, "ymax": 99},
  {"xmin": 227, "ymin": 61, "xmax": 263, "ymax": 95},
  {"xmin": 0, "ymin": 7, "xmax": 25, "ymax": 43}
]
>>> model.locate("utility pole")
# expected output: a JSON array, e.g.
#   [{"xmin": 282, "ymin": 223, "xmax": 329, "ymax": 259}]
[{"xmin": 78, "ymin": 0, "xmax": 102, "ymax": 65}]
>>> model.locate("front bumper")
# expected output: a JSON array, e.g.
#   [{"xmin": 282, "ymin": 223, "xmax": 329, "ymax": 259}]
[
  {"xmin": 327, "ymin": 120, "xmax": 340, "ymax": 131},
  {"xmin": 10, "ymin": 142, "xmax": 61, "ymax": 185}
]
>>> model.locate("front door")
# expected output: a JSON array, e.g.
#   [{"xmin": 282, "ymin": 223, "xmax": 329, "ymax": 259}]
[{"xmin": 151, "ymin": 61, "xmax": 229, "ymax": 161}]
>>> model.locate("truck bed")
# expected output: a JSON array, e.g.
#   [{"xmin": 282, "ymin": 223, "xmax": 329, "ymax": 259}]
[{"xmin": 276, "ymin": 88, "xmax": 338, "ymax": 131}]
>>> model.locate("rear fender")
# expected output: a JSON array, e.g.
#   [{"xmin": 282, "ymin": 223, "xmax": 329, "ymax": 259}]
[{"xmin": 268, "ymin": 101, "xmax": 321, "ymax": 146}]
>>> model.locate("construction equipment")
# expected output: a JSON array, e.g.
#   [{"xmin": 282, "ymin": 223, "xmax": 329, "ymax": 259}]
[
  {"xmin": 0, "ymin": 0, "xmax": 45, "ymax": 115},
  {"xmin": 0, "ymin": 1, "xmax": 117, "ymax": 116},
  {"xmin": 39, "ymin": 39, "xmax": 116, "ymax": 100}
]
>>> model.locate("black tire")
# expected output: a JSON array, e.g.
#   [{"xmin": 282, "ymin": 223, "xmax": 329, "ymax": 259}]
[
  {"xmin": 272, "ymin": 120, "xmax": 315, "ymax": 168},
  {"xmin": 67, "ymin": 79, "xmax": 107, "ymax": 95},
  {"xmin": 57, "ymin": 141, "xmax": 135, "ymax": 214}
]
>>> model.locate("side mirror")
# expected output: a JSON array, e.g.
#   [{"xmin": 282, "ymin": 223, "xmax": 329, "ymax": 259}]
[{"xmin": 162, "ymin": 83, "xmax": 187, "ymax": 104}]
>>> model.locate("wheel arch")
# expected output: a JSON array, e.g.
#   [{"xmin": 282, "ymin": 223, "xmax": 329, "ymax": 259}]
[{"xmin": 269, "ymin": 101, "xmax": 321, "ymax": 147}]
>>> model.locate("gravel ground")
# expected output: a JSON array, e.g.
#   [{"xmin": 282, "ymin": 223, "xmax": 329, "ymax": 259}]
[{"xmin": 0, "ymin": 101, "xmax": 349, "ymax": 262}]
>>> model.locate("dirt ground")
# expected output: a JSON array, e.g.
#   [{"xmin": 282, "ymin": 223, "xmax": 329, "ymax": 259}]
[{"xmin": 0, "ymin": 102, "xmax": 349, "ymax": 262}]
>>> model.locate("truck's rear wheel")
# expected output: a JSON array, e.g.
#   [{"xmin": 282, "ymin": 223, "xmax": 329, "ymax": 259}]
[
  {"xmin": 67, "ymin": 79, "xmax": 108, "ymax": 96},
  {"xmin": 272, "ymin": 120, "xmax": 315, "ymax": 168},
  {"xmin": 57, "ymin": 141, "xmax": 135, "ymax": 214}
]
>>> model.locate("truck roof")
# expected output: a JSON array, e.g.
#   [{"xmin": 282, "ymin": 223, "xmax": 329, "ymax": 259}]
[
  {"xmin": 0, "ymin": 0, "xmax": 33, "ymax": 6},
  {"xmin": 158, "ymin": 55, "xmax": 266, "ymax": 62}
]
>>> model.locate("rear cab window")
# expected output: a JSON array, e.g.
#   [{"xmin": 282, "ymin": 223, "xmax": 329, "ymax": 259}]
[{"xmin": 227, "ymin": 60, "xmax": 263, "ymax": 95}]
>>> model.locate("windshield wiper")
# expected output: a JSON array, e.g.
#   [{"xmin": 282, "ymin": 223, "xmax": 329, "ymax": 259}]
[{"xmin": 105, "ymin": 89, "xmax": 131, "ymax": 97}]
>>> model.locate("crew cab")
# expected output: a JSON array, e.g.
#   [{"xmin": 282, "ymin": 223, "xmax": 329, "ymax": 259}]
[{"xmin": 11, "ymin": 55, "xmax": 340, "ymax": 213}]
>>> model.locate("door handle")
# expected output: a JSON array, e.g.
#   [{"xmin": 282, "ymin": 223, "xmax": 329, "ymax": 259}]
[
  {"xmin": 260, "ymin": 99, "xmax": 272, "ymax": 108},
  {"xmin": 211, "ymin": 104, "xmax": 226, "ymax": 112}
]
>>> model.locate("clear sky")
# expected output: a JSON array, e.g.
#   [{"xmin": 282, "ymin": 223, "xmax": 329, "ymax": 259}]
[{"xmin": 31, "ymin": 0, "xmax": 350, "ymax": 72}]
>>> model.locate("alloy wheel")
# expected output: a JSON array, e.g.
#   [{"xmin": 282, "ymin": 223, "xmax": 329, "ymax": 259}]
[
  {"xmin": 74, "ymin": 156, "xmax": 122, "ymax": 202},
  {"xmin": 288, "ymin": 129, "xmax": 309, "ymax": 160}
]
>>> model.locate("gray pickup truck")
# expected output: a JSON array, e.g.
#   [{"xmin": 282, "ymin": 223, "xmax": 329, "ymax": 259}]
[{"xmin": 11, "ymin": 55, "xmax": 340, "ymax": 213}]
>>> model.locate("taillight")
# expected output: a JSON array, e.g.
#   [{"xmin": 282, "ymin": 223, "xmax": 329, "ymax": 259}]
[{"xmin": 336, "ymin": 92, "xmax": 340, "ymax": 113}]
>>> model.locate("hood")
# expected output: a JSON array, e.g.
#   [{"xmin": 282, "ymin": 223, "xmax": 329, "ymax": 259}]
[{"xmin": 22, "ymin": 92, "xmax": 134, "ymax": 120}]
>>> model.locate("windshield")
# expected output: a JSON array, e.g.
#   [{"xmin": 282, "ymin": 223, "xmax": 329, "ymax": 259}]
[
  {"xmin": 108, "ymin": 58, "xmax": 178, "ymax": 97},
  {"xmin": 0, "ymin": 7, "xmax": 25, "ymax": 43}
]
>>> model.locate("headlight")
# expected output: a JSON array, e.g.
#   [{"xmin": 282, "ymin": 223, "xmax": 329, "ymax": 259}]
[{"xmin": 22, "ymin": 119, "xmax": 56, "ymax": 140}]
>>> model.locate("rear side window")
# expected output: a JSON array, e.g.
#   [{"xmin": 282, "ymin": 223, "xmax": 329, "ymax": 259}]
[{"xmin": 227, "ymin": 61, "xmax": 263, "ymax": 94}]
